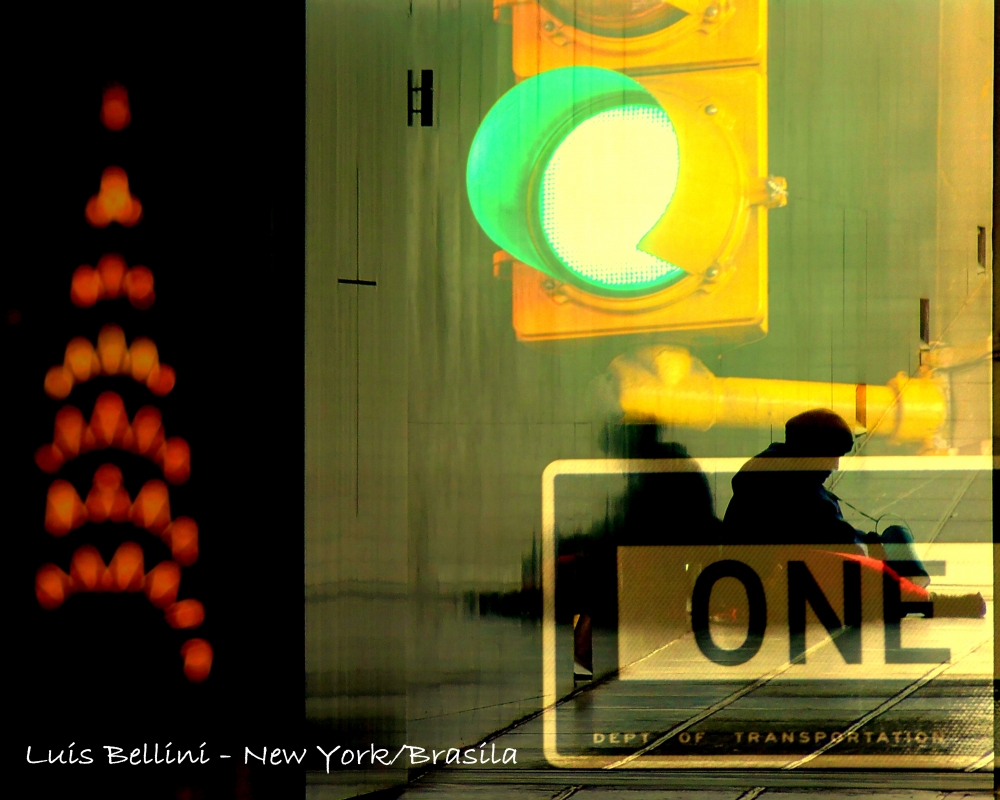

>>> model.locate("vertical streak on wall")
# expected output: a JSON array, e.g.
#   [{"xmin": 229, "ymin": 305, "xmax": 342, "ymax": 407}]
[
  {"xmin": 992, "ymin": 0, "xmax": 1000, "ymax": 696},
  {"xmin": 306, "ymin": 0, "xmax": 410, "ymax": 765},
  {"xmin": 932, "ymin": 0, "xmax": 995, "ymax": 699},
  {"xmin": 933, "ymin": 0, "xmax": 994, "ymax": 453}
]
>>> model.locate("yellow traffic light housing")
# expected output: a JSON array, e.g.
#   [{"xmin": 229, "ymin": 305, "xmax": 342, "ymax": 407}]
[
  {"xmin": 505, "ymin": 0, "xmax": 764, "ymax": 79},
  {"xmin": 475, "ymin": 0, "xmax": 784, "ymax": 344}
]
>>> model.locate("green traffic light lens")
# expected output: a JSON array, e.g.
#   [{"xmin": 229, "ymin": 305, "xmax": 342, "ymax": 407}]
[
  {"xmin": 466, "ymin": 66, "xmax": 688, "ymax": 295},
  {"xmin": 539, "ymin": 104, "xmax": 684, "ymax": 294}
]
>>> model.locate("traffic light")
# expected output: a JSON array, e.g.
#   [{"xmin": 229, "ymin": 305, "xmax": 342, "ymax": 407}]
[
  {"xmin": 470, "ymin": 0, "xmax": 784, "ymax": 343},
  {"xmin": 502, "ymin": 0, "xmax": 764, "ymax": 79}
]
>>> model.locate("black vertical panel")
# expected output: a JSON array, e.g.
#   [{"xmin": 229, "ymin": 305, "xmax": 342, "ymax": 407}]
[
  {"xmin": 6, "ymin": 3, "xmax": 304, "ymax": 797},
  {"xmin": 420, "ymin": 69, "xmax": 434, "ymax": 127},
  {"xmin": 408, "ymin": 68, "xmax": 435, "ymax": 127}
]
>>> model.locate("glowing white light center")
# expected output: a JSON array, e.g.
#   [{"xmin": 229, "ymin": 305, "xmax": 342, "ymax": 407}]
[{"xmin": 540, "ymin": 105, "xmax": 682, "ymax": 291}]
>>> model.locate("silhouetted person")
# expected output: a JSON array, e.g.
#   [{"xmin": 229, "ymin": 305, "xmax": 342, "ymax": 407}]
[
  {"xmin": 723, "ymin": 409, "xmax": 929, "ymax": 585},
  {"xmin": 607, "ymin": 424, "xmax": 723, "ymax": 545},
  {"xmin": 559, "ymin": 425, "xmax": 723, "ymax": 680},
  {"xmin": 723, "ymin": 409, "xmax": 859, "ymax": 546},
  {"xmin": 559, "ymin": 426, "xmax": 722, "ymax": 628}
]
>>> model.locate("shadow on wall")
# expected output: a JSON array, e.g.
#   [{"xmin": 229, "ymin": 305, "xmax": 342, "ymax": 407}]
[{"xmin": 478, "ymin": 424, "xmax": 723, "ymax": 622}]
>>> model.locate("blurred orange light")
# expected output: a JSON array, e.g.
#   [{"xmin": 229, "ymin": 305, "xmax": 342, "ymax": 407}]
[
  {"xmin": 129, "ymin": 479, "xmax": 172, "ymax": 536},
  {"xmin": 93, "ymin": 463, "xmax": 124, "ymax": 489},
  {"xmin": 47, "ymin": 406, "xmax": 92, "ymax": 465},
  {"xmin": 37, "ymin": 523, "xmax": 209, "ymax": 680},
  {"xmin": 35, "ymin": 79, "xmax": 209, "ymax": 685},
  {"xmin": 165, "ymin": 599, "xmax": 205, "ymax": 629},
  {"xmin": 71, "ymin": 255, "xmax": 155, "ymax": 309},
  {"xmin": 85, "ymin": 463, "xmax": 131, "ymax": 523},
  {"xmin": 45, "ymin": 324, "xmax": 177, "ymax": 400},
  {"xmin": 164, "ymin": 517, "xmax": 199, "ymax": 566},
  {"xmin": 70, "ymin": 267, "xmax": 103, "ymax": 307},
  {"xmin": 85, "ymin": 166, "xmax": 142, "ymax": 228},
  {"xmin": 40, "ymin": 544, "xmax": 209, "ymax": 677},
  {"xmin": 100, "ymin": 84, "xmax": 131, "ymax": 131},
  {"xmin": 45, "ymin": 464, "xmax": 198, "ymax": 567},
  {"xmin": 34, "ymin": 393, "xmax": 190, "ymax": 484},
  {"xmin": 42, "ymin": 466, "xmax": 201, "ymax": 565},
  {"xmin": 101, "ymin": 541, "xmax": 145, "ymax": 593},
  {"xmin": 97, "ymin": 253, "xmax": 127, "ymax": 296},
  {"xmin": 180, "ymin": 639, "xmax": 213, "ymax": 683},
  {"xmin": 130, "ymin": 404, "xmax": 166, "ymax": 458},
  {"xmin": 69, "ymin": 545, "xmax": 107, "ymax": 593},
  {"xmin": 44, "ymin": 479, "xmax": 88, "ymax": 536},
  {"xmin": 123, "ymin": 265, "xmax": 155, "ymax": 308},
  {"xmin": 43, "ymin": 366, "xmax": 74, "ymax": 401},
  {"xmin": 89, "ymin": 390, "xmax": 133, "ymax": 449},
  {"xmin": 161, "ymin": 438, "xmax": 191, "ymax": 485},
  {"xmin": 144, "ymin": 560, "xmax": 182, "ymax": 609},
  {"xmin": 64, "ymin": 336, "xmax": 101, "ymax": 381},
  {"xmin": 35, "ymin": 564, "xmax": 71, "ymax": 610}
]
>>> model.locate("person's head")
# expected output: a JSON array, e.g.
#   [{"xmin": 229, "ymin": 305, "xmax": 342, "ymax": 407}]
[
  {"xmin": 600, "ymin": 424, "xmax": 715, "ymax": 524},
  {"xmin": 784, "ymin": 409, "xmax": 855, "ymax": 471}
]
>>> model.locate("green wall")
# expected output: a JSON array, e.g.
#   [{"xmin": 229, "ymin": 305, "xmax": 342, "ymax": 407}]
[{"xmin": 305, "ymin": 0, "xmax": 990, "ymax": 779}]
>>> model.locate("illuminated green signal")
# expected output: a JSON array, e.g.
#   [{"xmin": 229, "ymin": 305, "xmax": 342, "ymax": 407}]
[
  {"xmin": 466, "ymin": 66, "xmax": 685, "ymax": 296},
  {"xmin": 539, "ymin": 104, "xmax": 681, "ymax": 292}
]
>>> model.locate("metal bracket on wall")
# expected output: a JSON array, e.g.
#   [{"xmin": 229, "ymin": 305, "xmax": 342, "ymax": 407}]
[{"xmin": 408, "ymin": 69, "xmax": 434, "ymax": 127}]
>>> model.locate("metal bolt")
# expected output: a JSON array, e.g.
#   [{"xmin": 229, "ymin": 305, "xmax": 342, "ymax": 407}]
[
  {"xmin": 705, "ymin": 265, "xmax": 720, "ymax": 280},
  {"xmin": 765, "ymin": 175, "xmax": 788, "ymax": 206},
  {"xmin": 704, "ymin": 104, "xmax": 718, "ymax": 116},
  {"xmin": 704, "ymin": 4, "xmax": 720, "ymax": 19},
  {"xmin": 543, "ymin": 19, "xmax": 556, "ymax": 32},
  {"xmin": 542, "ymin": 279, "xmax": 556, "ymax": 290}
]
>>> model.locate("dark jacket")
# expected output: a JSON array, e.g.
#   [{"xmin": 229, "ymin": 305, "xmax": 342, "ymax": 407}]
[{"xmin": 722, "ymin": 442, "xmax": 861, "ymax": 545}]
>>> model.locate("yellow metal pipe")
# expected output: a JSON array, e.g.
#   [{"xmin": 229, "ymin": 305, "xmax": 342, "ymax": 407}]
[{"xmin": 608, "ymin": 346, "xmax": 946, "ymax": 443}]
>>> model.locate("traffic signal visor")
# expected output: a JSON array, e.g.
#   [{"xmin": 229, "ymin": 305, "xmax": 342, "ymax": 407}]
[
  {"xmin": 467, "ymin": 65, "xmax": 785, "ymax": 336},
  {"xmin": 468, "ymin": 66, "xmax": 684, "ymax": 296},
  {"xmin": 505, "ymin": 0, "xmax": 765, "ymax": 79}
]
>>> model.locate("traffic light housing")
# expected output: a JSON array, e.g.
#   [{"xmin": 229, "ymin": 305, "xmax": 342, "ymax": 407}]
[
  {"xmin": 504, "ymin": 0, "xmax": 764, "ymax": 79},
  {"xmin": 471, "ymin": 0, "xmax": 784, "ymax": 343}
]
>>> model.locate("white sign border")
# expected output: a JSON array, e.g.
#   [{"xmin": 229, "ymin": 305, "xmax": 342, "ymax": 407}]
[{"xmin": 541, "ymin": 455, "xmax": 994, "ymax": 770}]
